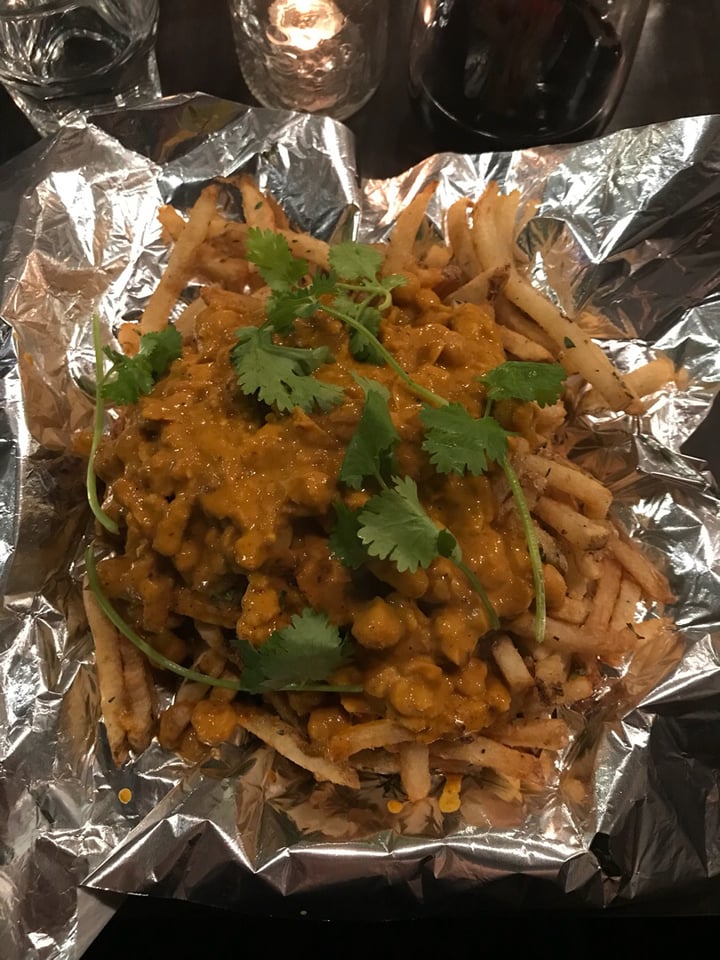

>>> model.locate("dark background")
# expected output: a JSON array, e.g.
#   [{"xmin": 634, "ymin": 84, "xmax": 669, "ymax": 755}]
[
  {"xmin": 1, "ymin": 0, "xmax": 719, "ymax": 953},
  {"xmin": 4, "ymin": 0, "xmax": 720, "ymax": 179}
]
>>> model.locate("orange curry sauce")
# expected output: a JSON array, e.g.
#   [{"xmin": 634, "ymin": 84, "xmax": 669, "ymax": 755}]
[{"xmin": 94, "ymin": 282, "xmax": 554, "ymax": 758}]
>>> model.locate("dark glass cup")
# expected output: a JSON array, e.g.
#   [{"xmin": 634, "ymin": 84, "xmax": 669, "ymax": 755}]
[{"xmin": 409, "ymin": 0, "xmax": 649, "ymax": 152}]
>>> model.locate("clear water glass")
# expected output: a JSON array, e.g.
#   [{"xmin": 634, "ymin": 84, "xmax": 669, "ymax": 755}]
[
  {"xmin": 0, "ymin": 0, "xmax": 161, "ymax": 137},
  {"xmin": 228, "ymin": 0, "xmax": 388, "ymax": 121}
]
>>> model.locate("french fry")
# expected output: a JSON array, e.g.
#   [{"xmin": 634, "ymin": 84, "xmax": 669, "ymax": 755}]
[
  {"xmin": 491, "ymin": 188, "xmax": 523, "ymax": 263},
  {"xmin": 534, "ymin": 496, "xmax": 610, "ymax": 551},
  {"xmin": 524, "ymin": 454, "xmax": 612, "ymax": 519},
  {"xmin": 497, "ymin": 325, "xmax": 555, "ymax": 362},
  {"xmin": 610, "ymin": 577, "xmax": 643, "ymax": 631},
  {"xmin": 82, "ymin": 582, "xmax": 154, "ymax": 765},
  {"xmin": 581, "ymin": 355, "xmax": 678, "ymax": 412},
  {"xmin": 235, "ymin": 704, "xmax": 360, "ymax": 788},
  {"xmin": 471, "ymin": 181, "xmax": 514, "ymax": 268},
  {"xmin": 350, "ymin": 749, "xmax": 401, "ymax": 775},
  {"xmin": 493, "ymin": 293, "xmax": 557, "ymax": 353},
  {"xmin": 399, "ymin": 741, "xmax": 432, "ymax": 802},
  {"xmin": 550, "ymin": 594, "xmax": 591, "ymax": 624},
  {"xmin": 492, "ymin": 635, "xmax": 535, "ymax": 694},
  {"xmin": 446, "ymin": 197, "xmax": 480, "ymax": 279},
  {"xmin": 237, "ymin": 174, "xmax": 277, "ymax": 230},
  {"xmin": 432, "ymin": 736, "xmax": 543, "ymax": 788},
  {"xmin": 328, "ymin": 719, "xmax": 411, "ymax": 761},
  {"xmin": 585, "ymin": 558, "xmax": 623, "ymax": 631},
  {"xmin": 511, "ymin": 611, "xmax": 623, "ymax": 658},
  {"xmin": 492, "ymin": 718, "xmax": 570, "ymax": 751},
  {"xmin": 606, "ymin": 532, "xmax": 675, "ymax": 604},
  {"xmin": 384, "ymin": 180, "xmax": 438, "ymax": 274},
  {"xmin": 533, "ymin": 652, "xmax": 568, "ymax": 686},
  {"xmin": 140, "ymin": 185, "xmax": 220, "ymax": 333},
  {"xmin": 158, "ymin": 204, "xmax": 187, "ymax": 242},
  {"xmin": 277, "ymin": 228, "xmax": 330, "ymax": 271}
]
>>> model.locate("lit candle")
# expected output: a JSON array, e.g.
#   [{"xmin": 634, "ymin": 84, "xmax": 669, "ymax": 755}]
[
  {"xmin": 269, "ymin": 0, "xmax": 345, "ymax": 52},
  {"xmin": 230, "ymin": 0, "xmax": 388, "ymax": 121}
]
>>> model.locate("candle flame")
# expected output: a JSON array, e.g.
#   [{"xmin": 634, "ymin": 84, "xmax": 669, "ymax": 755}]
[{"xmin": 269, "ymin": 0, "xmax": 345, "ymax": 51}]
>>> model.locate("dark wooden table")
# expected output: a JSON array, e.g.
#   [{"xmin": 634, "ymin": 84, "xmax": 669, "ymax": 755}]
[{"xmin": 2, "ymin": 1, "xmax": 719, "ymax": 953}]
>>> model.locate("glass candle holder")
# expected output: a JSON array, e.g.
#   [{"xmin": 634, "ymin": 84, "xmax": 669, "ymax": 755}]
[
  {"xmin": 228, "ymin": 0, "xmax": 388, "ymax": 121},
  {"xmin": 409, "ymin": 0, "xmax": 650, "ymax": 152}
]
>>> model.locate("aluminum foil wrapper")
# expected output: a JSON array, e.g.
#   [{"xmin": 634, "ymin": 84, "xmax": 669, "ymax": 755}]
[{"xmin": 1, "ymin": 95, "xmax": 720, "ymax": 957}]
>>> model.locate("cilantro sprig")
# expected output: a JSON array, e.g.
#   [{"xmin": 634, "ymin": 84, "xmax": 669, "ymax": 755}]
[
  {"xmin": 101, "ymin": 325, "xmax": 182, "ymax": 406},
  {"xmin": 236, "ymin": 609, "xmax": 351, "ymax": 692},
  {"xmin": 231, "ymin": 229, "xmax": 422, "ymax": 414},
  {"xmin": 85, "ymin": 547, "xmax": 361, "ymax": 694},
  {"xmin": 357, "ymin": 476, "xmax": 498, "ymax": 627},
  {"xmin": 479, "ymin": 361, "xmax": 568, "ymax": 407},
  {"xmin": 230, "ymin": 326, "xmax": 344, "ymax": 413},
  {"xmin": 339, "ymin": 377, "xmax": 399, "ymax": 488},
  {"xmin": 419, "ymin": 402, "xmax": 510, "ymax": 475}
]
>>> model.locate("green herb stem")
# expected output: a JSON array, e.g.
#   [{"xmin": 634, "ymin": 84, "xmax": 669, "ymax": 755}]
[
  {"xmin": 337, "ymin": 280, "xmax": 393, "ymax": 313},
  {"xmin": 454, "ymin": 558, "xmax": 500, "ymax": 630},
  {"xmin": 323, "ymin": 303, "xmax": 447, "ymax": 409},
  {"xmin": 88, "ymin": 316, "xmax": 119, "ymax": 536},
  {"xmin": 85, "ymin": 547, "xmax": 362, "ymax": 694},
  {"xmin": 500, "ymin": 456, "xmax": 546, "ymax": 645}
]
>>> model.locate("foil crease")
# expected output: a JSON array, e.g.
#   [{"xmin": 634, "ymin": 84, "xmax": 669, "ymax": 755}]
[{"xmin": 1, "ymin": 98, "xmax": 719, "ymax": 957}]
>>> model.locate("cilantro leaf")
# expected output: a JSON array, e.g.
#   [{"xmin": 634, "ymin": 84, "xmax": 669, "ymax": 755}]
[
  {"xmin": 339, "ymin": 379, "xmax": 399, "ymax": 489},
  {"xmin": 420, "ymin": 402, "xmax": 510, "ymax": 475},
  {"xmin": 237, "ymin": 608, "xmax": 350, "ymax": 691},
  {"xmin": 329, "ymin": 501, "xmax": 367, "ymax": 569},
  {"xmin": 140, "ymin": 328, "xmax": 184, "ymax": 376},
  {"xmin": 356, "ymin": 476, "xmax": 499, "ymax": 625},
  {"xmin": 265, "ymin": 288, "xmax": 319, "ymax": 332},
  {"xmin": 231, "ymin": 326, "xmax": 344, "ymax": 413},
  {"xmin": 330, "ymin": 293, "xmax": 386, "ymax": 364},
  {"xmin": 101, "ymin": 348, "xmax": 153, "ymax": 405},
  {"xmin": 329, "ymin": 241, "xmax": 383, "ymax": 283},
  {"xmin": 101, "ymin": 325, "xmax": 182, "ymax": 406},
  {"xmin": 264, "ymin": 272, "xmax": 349, "ymax": 333},
  {"xmin": 350, "ymin": 306, "xmax": 385, "ymax": 364},
  {"xmin": 358, "ymin": 476, "xmax": 448, "ymax": 573},
  {"xmin": 436, "ymin": 527, "xmax": 460, "ymax": 560},
  {"xmin": 310, "ymin": 271, "xmax": 338, "ymax": 297},
  {"xmin": 478, "ymin": 361, "xmax": 567, "ymax": 407},
  {"xmin": 351, "ymin": 373, "xmax": 390, "ymax": 399},
  {"xmin": 246, "ymin": 227, "xmax": 308, "ymax": 290}
]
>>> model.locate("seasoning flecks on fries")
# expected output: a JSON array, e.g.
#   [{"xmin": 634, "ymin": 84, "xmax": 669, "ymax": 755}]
[{"xmin": 80, "ymin": 177, "xmax": 682, "ymax": 816}]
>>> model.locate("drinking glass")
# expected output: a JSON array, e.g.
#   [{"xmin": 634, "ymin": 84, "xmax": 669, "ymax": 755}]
[
  {"xmin": 0, "ymin": 0, "xmax": 161, "ymax": 137},
  {"xmin": 228, "ymin": 0, "xmax": 388, "ymax": 121},
  {"xmin": 409, "ymin": 0, "xmax": 650, "ymax": 152}
]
